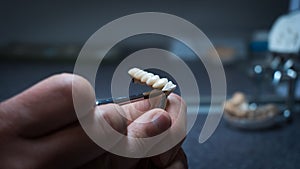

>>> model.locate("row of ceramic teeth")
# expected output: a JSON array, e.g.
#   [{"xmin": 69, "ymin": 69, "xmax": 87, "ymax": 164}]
[{"xmin": 128, "ymin": 68, "xmax": 176, "ymax": 91}]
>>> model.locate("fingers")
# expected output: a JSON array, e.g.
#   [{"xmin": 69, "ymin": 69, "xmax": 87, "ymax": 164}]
[
  {"xmin": 85, "ymin": 108, "xmax": 172, "ymax": 169},
  {"xmin": 127, "ymin": 108, "xmax": 171, "ymax": 138},
  {"xmin": 119, "ymin": 99, "xmax": 151, "ymax": 125},
  {"xmin": 165, "ymin": 93, "xmax": 187, "ymax": 142},
  {"xmin": 151, "ymin": 93, "xmax": 187, "ymax": 167},
  {"xmin": 120, "ymin": 91, "xmax": 166, "ymax": 124},
  {"xmin": 31, "ymin": 124, "xmax": 103, "ymax": 169},
  {"xmin": 118, "ymin": 93, "xmax": 185, "ymax": 160},
  {"xmin": 165, "ymin": 93, "xmax": 187, "ymax": 124},
  {"xmin": 32, "ymin": 103, "xmax": 128, "ymax": 169},
  {"xmin": 94, "ymin": 104, "xmax": 128, "ymax": 134},
  {"xmin": 0, "ymin": 73, "xmax": 95, "ymax": 137}
]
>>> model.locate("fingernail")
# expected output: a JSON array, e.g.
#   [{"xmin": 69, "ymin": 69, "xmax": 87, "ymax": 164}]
[{"xmin": 151, "ymin": 113, "xmax": 171, "ymax": 132}]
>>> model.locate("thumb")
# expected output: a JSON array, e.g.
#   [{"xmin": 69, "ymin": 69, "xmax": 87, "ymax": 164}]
[{"xmin": 127, "ymin": 108, "xmax": 171, "ymax": 138}]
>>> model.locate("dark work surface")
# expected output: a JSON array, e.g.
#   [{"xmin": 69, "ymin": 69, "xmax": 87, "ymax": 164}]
[
  {"xmin": 183, "ymin": 114, "xmax": 300, "ymax": 169},
  {"xmin": 0, "ymin": 61, "xmax": 299, "ymax": 169}
]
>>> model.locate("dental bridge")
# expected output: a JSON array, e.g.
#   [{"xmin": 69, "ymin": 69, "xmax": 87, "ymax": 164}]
[{"xmin": 96, "ymin": 68, "xmax": 177, "ymax": 109}]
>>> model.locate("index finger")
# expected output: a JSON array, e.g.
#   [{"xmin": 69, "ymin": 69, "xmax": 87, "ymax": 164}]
[
  {"xmin": 120, "ymin": 92, "xmax": 167, "ymax": 124},
  {"xmin": 151, "ymin": 93, "xmax": 187, "ymax": 167}
]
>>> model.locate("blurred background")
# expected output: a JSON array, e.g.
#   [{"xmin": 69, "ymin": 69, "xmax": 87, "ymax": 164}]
[{"xmin": 1, "ymin": 0, "xmax": 300, "ymax": 169}]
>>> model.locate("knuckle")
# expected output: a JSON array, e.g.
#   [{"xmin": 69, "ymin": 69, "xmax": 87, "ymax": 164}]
[
  {"xmin": 50, "ymin": 73, "xmax": 74, "ymax": 97},
  {"xmin": 50, "ymin": 73, "xmax": 94, "ymax": 104}
]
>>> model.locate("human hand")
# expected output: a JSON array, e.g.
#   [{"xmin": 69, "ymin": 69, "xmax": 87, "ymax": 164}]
[{"xmin": 0, "ymin": 73, "xmax": 187, "ymax": 169}]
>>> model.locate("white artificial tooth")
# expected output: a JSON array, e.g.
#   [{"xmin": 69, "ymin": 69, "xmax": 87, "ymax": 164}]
[
  {"xmin": 128, "ymin": 68, "xmax": 140, "ymax": 77},
  {"xmin": 141, "ymin": 73, "xmax": 154, "ymax": 83},
  {"xmin": 146, "ymin": 75, "xmax": 160, "ymax": 86},
  {"xmin": 133, "ymin": 70, "xmax": 145, "ymax": 80},
  {"xmin": 128, "ymin": 67, "xmax": 177, "ymax": 92},
  {"xmin": 152, "ymin": 78, "xmax": 168, "ymax": 89},
  {"xmin": 162, "ymin": 81, "xmax": 177, "ymax": 91},
  {"xmin": 135, "ymin": 71, "xmax": 147, "ymax": 79}
]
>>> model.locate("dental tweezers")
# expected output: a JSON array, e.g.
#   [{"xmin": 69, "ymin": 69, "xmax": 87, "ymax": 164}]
[{"xmin": 95, "ymin": 90, "xmax": 172, "ymax": 108}]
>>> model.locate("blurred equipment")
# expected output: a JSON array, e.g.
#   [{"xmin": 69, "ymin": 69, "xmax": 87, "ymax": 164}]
[
  {"xmin": 226, "ymin": 3, "xmax": 300, "ymax": 130},
  {"xmin": 269, "ymin": 12, "xmax": 300, "ymax": 54},
  {"xmin": 268, "ymin": 10, "xmax": 300, "ymax": 116}
]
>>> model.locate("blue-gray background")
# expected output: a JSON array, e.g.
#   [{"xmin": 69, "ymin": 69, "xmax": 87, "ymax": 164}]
[
  {"xmin": 0, "ymin": 0, "xmax": 287, "ymax": 45},
  {"xmin": 1, "ymin": 1, "xmax": 300, "ymax": 169}
]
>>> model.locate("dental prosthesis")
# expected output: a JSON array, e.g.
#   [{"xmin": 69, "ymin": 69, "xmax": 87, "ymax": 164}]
[
  {"xmin": 96, "ymin": 67, "xmax": 176, "ymax": 107},
  {"xmin": 128, "ymin": 68, "xmax": 176, "ymax": 93}
]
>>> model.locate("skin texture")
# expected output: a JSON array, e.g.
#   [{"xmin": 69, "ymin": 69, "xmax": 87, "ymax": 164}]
[{"xmin": 0, "ymin": 73, "xmax": 188, "ymax": 169}]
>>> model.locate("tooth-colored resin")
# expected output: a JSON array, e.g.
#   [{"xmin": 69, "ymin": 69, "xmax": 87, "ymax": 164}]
[
  {"xmin": 135, "ymin": 71, "xmax": 147, "ymax": 79},
  {"xmin": 146, "ymin": 75, "xmax": 160, "ymax": 86},
  {"xmin": 133, "ymin": 69, "xmax": 144, "ymax": 78},
  {"xmin": 162, "ymin": 81, "xmax": 177, "ymax": 92},
  {"xmin": 128, "ymin": 67, "xmax": 176, "ymax": 92},
  {"xmin": 152, "ymin": 78, "xmax": 168, "ymax": 89},
  {"xmin": 141, "ymin": 73, "xmax": 154, "ymax": 83},
  {"xmin": 128, "ymin": 68, "xmax": 140, "ymax": 77}
]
